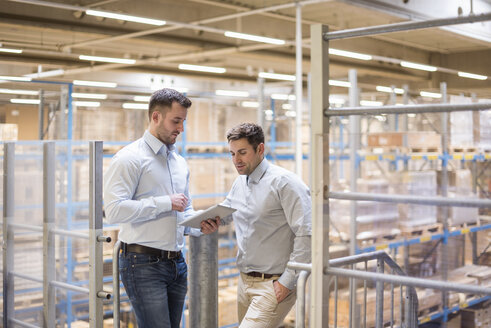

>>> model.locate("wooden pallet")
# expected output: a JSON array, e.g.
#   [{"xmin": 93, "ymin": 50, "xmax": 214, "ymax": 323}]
[
  {"xmin": 408, "ymin": 147, "xmax": 441, "ymax": 153},
  {"xmin": 400, "ymin": 223, "xmax": 442, "ymax": 237},
  {"xmin": 450, "ymin": 147, "xmax": 477, "ymax": 153}
]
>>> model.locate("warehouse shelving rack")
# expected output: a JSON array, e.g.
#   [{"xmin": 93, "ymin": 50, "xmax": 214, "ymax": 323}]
[{"xmin": 307, "ymin": 14, "xmax": 491, "ymax": 328}]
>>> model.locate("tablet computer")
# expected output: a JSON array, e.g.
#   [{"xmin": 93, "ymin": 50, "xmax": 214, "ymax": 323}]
[{"xmin": 179, "ymin": 204, "xmax": 236, "ymax": 229}]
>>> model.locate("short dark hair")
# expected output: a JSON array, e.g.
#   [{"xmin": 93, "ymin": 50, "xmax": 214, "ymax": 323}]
[
  {"xmin": 148, "ymin": 88, "xmax": 192, "ymax": 119},
  {"xmin": 226, "ymin": 123, "xmax": 264, "ymax": 151}
]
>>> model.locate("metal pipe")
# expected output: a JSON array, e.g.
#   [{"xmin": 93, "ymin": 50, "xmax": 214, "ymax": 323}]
[
  {"xmin": 189, "ymin": 233, "xmax": 218, "ymax": 327},
  {"xmin": 10, "ymin": 271, "xmax": 43, "ymax": 283},
  {"xmin": 440, "ymin": 82, "xmax": 449, "ymax": 328},
  {"xmin": 375, "ymin": 258, "xmax": 384, "ymax": 328},
  {"xmin": 3, "ymin": 142, "xmax": 15, "ymax": 328},
  {"xmin": 43, "ymin": 141, "xmax": 56, "ymax": 328},
  {"xmin": 51, "ymin": 280, "xmax": 90, "ymax": 294},
  {"xmin": 348, "ymin": 68, "xmax": 359, "ymax": 328},
  {"xmin": 329, "ymin": 191, "xmax": 491, "ymax": 208},
  {"xmin": 326, "ymin": 267, "xmax": 491, "ymax": 295},
  {"xmin": 257, "ymin": 77, "xmax": 265, "ymax": 128},
  {"xmin": 52, "ymin": 228, "xmax": 89, "ymax": 239},
  {"xmin": 324, "ymin": 13, "xmax": 491, "ymax": 40},
  {"xmin": 9, "ymin": 223, "xmax": 43, "ymax": 232},
  {"xmin": 325, "ymin": 102, "xmax": 491, "ymax": 116},
  {"xmin": 295, "ymin": 2, "xmax": 303, "ymax": 177},
  {"xmin": 296, "ymin": 270, "xmax": 310, "ymax": 328},
  {"xmin": 10, "ymin": 318, "xmax": 41, "ymax": 328},
  {"xmin": 38, "ymin": 89, "xmax": 44, "ymax": 140},
  {"xmin": 89, "ymin": 141, "xmax": 104, "ymax": 327},
  {"xmin": 112, "ymin": 240, "xmax": 121, "ymax": 328}
]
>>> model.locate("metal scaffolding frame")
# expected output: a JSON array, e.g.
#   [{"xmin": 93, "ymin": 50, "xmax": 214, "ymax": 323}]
[
  {"xmin": 2, "ymin": 141, "xmax": 111, "ymax": 327},
  {"xmin": 309, "ymin": 11, "xmax": 491, "ymax": 328}
]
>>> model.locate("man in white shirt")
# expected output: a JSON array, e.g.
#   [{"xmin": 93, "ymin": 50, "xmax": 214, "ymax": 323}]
[
  {"xmin": 104, "ymin": 88, "xmax": 219, "ymax": 328},
  {"xmin": 218, "ymin": 122, "xmax": 312, "ymax": 328}
]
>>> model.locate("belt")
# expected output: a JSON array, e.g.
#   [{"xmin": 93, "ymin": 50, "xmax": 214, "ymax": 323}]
[
  {"xmin": 244, "ymin": 271, "xmax": 281, "ymax": 279},
  {"xmin": 121, "ymin": 242, "xmax": 181, "ymax": 259}
]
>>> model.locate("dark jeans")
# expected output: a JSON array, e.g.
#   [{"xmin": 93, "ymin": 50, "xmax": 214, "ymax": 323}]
[{"xmin": 119, "ymin": 251, "xmax": 188, "ymax": 328}]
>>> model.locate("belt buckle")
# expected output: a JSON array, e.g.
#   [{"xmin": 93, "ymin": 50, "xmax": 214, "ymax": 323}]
[{"xmin": 261, "ymin": 273, "xmax": 266, "ymax": 279}]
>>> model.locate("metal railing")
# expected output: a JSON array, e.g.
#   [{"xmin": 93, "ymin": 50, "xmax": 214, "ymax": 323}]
[
  {"xmin": 2, "ymin": 141, "xmax": 111, "ymax": 328},
  {"xmin": 309, "ymin": 10, "xmax": 491, "ymax": 327},
  {"xmin": 288, "ymin": 250, "xmax": 491, "ymax": 328}
]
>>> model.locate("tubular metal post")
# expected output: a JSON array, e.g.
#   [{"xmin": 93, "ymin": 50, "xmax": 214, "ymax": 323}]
[
  {"xmin": 296, "ymin": 270, "xmax": 310, "ymax": 328},
  {"xmin": 295, "ymin": 2, "xmax": 303, "ymax": 177},
  {"xmin": 89, "ymin": 141, "xmax": 104, "ymax": 328},
  {"xmin": 43, "ymin": 142, "xmax": 56, "ymax": 328},
  {"xmin": 310, "ymin": 24, "xmax": 331, "ymax": 328},
  {"xmin": 39, "ymin": 89, "xmax": 45, "ymax": 140},
  {"xmin": 189, "ymin": 232, "xmax": 218, "ymax": 327},
  {"xmin": 3, "ymin": 142, "xmax": 15, "ymax": 328},
  {"xmin": 375, "ymin": 258, "xmax": 384, "ymax": 328},
  {"xmin": 348, "ymin": 68, "xmax": 360, "ymax": 328},
  {"xmin": 113, "ymin": 240, "xmax": 121, "ymax": 328},
  {"xmin": 440, "ymin": 82, "xmax": 449, "ymax": 328}
]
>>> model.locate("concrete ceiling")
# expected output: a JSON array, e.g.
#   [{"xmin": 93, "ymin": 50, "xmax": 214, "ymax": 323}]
[{"xmin": 0, "ymin": 0, "xmax": 490, "ymax": 99}]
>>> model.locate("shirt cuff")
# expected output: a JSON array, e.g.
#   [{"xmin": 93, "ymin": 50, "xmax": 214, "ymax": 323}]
[
  {"xmin": 278, "ymin": 270, "xmax": 296, "ymax": 291},
  {"xmin": 185, "ymin": 226, "xmax": 203, "ymax": 237},
  {"xmin": 154, "ymin": 195, "xmax": 172, "ymax": 213}
]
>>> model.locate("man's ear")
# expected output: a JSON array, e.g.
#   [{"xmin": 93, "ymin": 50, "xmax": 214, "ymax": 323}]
[
  {"xmin": 151, "ymin": 110, "xmax": 160, "ymax": 123},
  {"xmin": 257, "ymin": 143, "xmax": 265, "ymax": 155}
]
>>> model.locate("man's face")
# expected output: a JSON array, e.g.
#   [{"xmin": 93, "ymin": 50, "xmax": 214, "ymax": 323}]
[
  {"xmin": 229, "ymin": 138, "xmax": 264, "ymax": 176},
  {"xmin": 152, "ymin": 102, "xmax": 187, "ymax": 145}
]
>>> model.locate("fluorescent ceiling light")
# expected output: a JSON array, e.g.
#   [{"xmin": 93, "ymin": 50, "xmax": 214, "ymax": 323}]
[
  {"xmin": 178, "ymin": 64, "xmax": 226, "ymax": 74},
  {"xmin": 458, "ymin": 71, "xmax": 487, "ymax": 80},
  {"xmin": 265, "ymin": 109, "xmax": 273, "ymax": 116},
  {"xmin": 258, "ymin": 72, "xmax": 295, "ymax": 81},
  {"xmin": 285, "ymin": 110, "xmax": 296, "ymax": 117},
  {"xmin": 74, "ymin": 101, "xmax": 101, "ymax": 107},
  {"xmin": 79, "ymin": 55, "xmax": 136, "ymax": 65},
  {"xmin": 376, "ymin": 86, "xmax": 404, "ymax": 94},
  {"xmin": 329, "ymin": 80, "xmax": 351, "ymax": 88},
  {"xmin": 0, "ymin": 48, "xmax": 22, "ymax": 54},
  {"xmin": 400, "ymin": 61, "xmax": 437, "ymax": 72},
  {"xmin": 10, "ymin": 98, "xmax": 40, "ymax": 104},
  {"xmin": 360, "ymin": 100, "xmax": 383, "ymax": 106},
  {"xmin": 329, "ymin": 48, "xmax": 372, "ymax": 61},
  {"xmin": 408, "ymin": 113, "xmax": 416, "ymax": 118},
  {"xmin": 134, "ymin": 95, "xmax": 151, "ymax": 102},
  {"xmin": 282, "ymin": 103, "xmax": 293, "ymax": 110},
  {"xmin": 0, "ymin": 75, "xmax": 32, "ymax": 82},
  {"xmin": 241, "ymin": 101, "xmax": 259, "ymax": 108},
  {"xmin": 73, "ymin": 80, "xmax": 117, "ymax": 88},
  {"xmin": 24, "ymin": 69, "xmax": 65, "ymax": 78},
  {"xmin": 420, "ymin": 91, "xmax": 442, "ymax": 98},
  {"xmin": 123, "ymin": 102, "xmax": 148, "ymax": 110},
  {"xmin": 86, "ymin": 10, "xmax": 166, "ymax": 26},
  {"xmin": 72, "ymin": 93, "xmax": 107, "ymax": 99},
  {"xmin": 224, "ymin": 31, "xmax": 285, "ymax": 45},
  {"xmin": 0, "ymin": 88, "xmax": 38, "ymax": 95},
  {"xmin": 215, "ymin": 89, "xmax": 249, "ymax": 97},
  {"xmin": 271, "ymin": 94, "xmax": 295, "ymax": 100}
]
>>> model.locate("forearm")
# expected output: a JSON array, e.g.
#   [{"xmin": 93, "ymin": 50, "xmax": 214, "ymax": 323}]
[
  {"xmin": 104, "ymin": 195, "xmax": 171, "ymax": 224},
  {"xmin": 277, "ymin": 235, "xmax": 311, "ymax": 290}
]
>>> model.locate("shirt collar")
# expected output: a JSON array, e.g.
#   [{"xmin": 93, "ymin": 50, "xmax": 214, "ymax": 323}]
[
  {"xmin": 143, "ymin": 130, "xmax": 175, "ymax": 155},
  {"xmin": 248, "ymin": 158, "xmax": 268, "ymax": 184}
]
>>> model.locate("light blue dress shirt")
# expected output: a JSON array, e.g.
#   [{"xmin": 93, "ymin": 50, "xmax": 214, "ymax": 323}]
[
  {"xmin": 221, "ymin": 159, "xmax": 312, "ymax": 290},
  {"xmin": 104, "ymin": 130, "xmax": 200, "ymax": 251}
]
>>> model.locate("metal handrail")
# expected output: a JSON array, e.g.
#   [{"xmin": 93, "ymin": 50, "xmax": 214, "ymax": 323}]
[
  {"xmin": 113, "ymin": 240, "xmax": 122, "ymax": 328},
  {"xmin": 288, "ymin": 250, "xmax": 419, "ymax": 328}
]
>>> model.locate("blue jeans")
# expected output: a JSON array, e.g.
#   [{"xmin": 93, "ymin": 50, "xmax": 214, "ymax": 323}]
[{"xmin": 119, "ymin": 251, "xmax": 188, "ymax": 328}]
